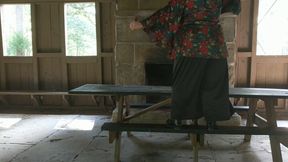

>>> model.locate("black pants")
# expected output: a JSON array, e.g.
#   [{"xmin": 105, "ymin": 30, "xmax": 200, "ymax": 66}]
[{"xmin": 171, "ymin": 57, "xmax": 233, "ymax": 121}]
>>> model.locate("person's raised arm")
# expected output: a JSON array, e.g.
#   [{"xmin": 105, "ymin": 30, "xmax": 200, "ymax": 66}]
[{"xmin": 129, "ymin": 0, "xmax": 185, "ymax": 48}]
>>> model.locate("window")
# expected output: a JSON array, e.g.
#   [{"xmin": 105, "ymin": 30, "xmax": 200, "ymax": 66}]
[
  {"xmin": 64, "ymin": 3, "xmax": 97, "ymax": 56},
  {"xmin": 0, "ymin": 4, "xmax": 32, "ymax": 56},
  {"xmin": 256, "ymin": 0, "xmax": 288, "ymax": 55}
]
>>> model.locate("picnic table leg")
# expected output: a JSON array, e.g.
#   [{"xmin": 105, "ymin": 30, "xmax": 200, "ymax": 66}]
[
  {"xmin": 124, "ymin": 97, "xmax": 132, "ymax": 137},
  {"xmin": 244, "ymin": 98, "xmax": 258, "ymax": 142},
  {"xmin": 114, "ymin": 96, "xmax": 124, "ymax": 162},
  {"xmin": 190, "ymin": 133, "xmax": 199, "ymax": 162},
  {"xmin": 263, "ymin": 98, "xmax": 283, "ymax": 162}
]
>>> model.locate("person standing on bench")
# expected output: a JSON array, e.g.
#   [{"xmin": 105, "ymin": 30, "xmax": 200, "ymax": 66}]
[{"xmin": 129, "ymin": 0, "xmax": 241, "ymax": 128}]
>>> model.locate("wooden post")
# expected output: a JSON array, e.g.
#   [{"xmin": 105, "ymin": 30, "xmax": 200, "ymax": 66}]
[
  {"xmin": 244, "ymin": 98, "xmax": 258, "ymax": 142},
  {"xmin": 124, "ymin": 96, "xmax": 132, "ymax": 137},
  {"xmin": 264, "ymin": 98, "xmax": 283, "ymax": 162},
  {"xmin": 190, "ymin": 133, "xmax": 198, "ymax": 162},
  {"xmin": 114, "ymin": 96, "xmax": 124, "ymax": 162}
]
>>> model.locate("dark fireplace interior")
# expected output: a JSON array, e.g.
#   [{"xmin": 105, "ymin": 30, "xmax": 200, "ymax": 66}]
[{"xmin": 145, "ymin": 63, "xmax": 173, "ymax": 103}]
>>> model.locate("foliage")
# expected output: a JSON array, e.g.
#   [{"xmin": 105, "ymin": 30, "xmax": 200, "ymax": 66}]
[
  {"xmin": 7, "ymin": 32, "xmax": 31, "ymax": 56},
  {"xmin": 66, "ymin": 3, "xmax": 96, "ymax": 56}
]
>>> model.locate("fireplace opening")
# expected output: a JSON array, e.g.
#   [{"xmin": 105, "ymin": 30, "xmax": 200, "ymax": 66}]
[{"xmin": 145, "ymin": 63, "xmax": 173, "ymax": 103}]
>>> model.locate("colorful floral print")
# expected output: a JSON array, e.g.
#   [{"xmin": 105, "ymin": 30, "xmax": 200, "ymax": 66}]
[{"xmin": 141, "ymin": 0, "xmax": 241, "ymax": 60}]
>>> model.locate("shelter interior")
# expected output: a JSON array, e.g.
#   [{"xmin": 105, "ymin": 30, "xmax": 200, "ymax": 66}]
[{"xmin": 0, "ymin": 0, "xmax": 287, "ymax": 162}]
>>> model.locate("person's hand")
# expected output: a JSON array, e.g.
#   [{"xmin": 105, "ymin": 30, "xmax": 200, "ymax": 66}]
[{"xmin": 129, "ymin": 21, "xmax": 143, "ymax": 31}]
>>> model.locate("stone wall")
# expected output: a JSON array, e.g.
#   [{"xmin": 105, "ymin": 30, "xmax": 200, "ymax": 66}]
[{"xmin": 115, "ymin": 0, "xmax": 238, "ymax": 103}]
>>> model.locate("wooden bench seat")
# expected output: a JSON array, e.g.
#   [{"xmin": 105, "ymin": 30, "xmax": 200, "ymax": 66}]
[
  {"xmin": 0, "ymin": 91, "xmax": 114, "ymax": 114},
  {"xmin": 102, "ymin": 122, "xmax": 288, "ymax": 135},
  {"xmin": 130, "ymin": 103, "xmax": 249, "ymax": 112}
]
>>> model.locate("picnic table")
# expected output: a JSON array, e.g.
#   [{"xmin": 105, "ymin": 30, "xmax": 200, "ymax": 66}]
[{"xmin": 70, "ymin": 84, "xmax": 288, "ymax": 162}]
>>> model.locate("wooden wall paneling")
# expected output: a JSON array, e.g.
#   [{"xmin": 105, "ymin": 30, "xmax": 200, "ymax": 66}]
[
  {"xmin": 38, "ymin": 57, "xmax": 63, "ymax": 90},
  {"xmin": 5, "ymin": 63, "xmax": 34, "ymax": 90},
  {"xmin": 49, "ymin": 3, "xmax": 62, "ymax": 52},
  {"xmin": 35, "ymin": 4, "xmax": 51, "ymax": 53},
  {"xmin": 67, "ymin": 61, "xmax": 101, "ymax": 88},
  {"xmin": 100, "ymin": 2, "xmax": 115, "ymax": 53},
  {"xmin": 102, "ymin": 57, "xmax": 114, "ymax": 84},
  {"xmin": 38, "ymin": 57, "xmax": 63, "ymax": 106},
  {"xmin": 255, "ymin": 63, "xmax": 266, "ymax": 87},
  {"xmin": 5, "ymin": 63, "xmax": 33, "ymax": 105},
  {"xmin": 35, "ymin": 3, "xmax": 61, "ymax": 53},
  {"xmin": 67, "ymin": 63, "xmax": 92, "ymax": 106},
  {"xmin": 235, "ymin": 56, "xmax": 250, "ymax": 87},
  {"xmin": 254, "ymin": 60, "xmax": 288, "ymax": 88},
  {"xmin": 0, "ymin": 1, "xmax": 116, "ymax": 111}
]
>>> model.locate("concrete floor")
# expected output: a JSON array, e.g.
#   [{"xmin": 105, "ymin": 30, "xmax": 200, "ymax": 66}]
[{"xmin": 0, "ymin": 114, "xmax": 287, "ymax": 162}]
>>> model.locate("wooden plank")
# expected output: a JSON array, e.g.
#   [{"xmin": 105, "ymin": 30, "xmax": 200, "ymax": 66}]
[
  {"xmin": 50, "ymin": 3, "xmax": 62, "ymax": 52},
  {"xmin": 31, "ymin": 4, "xmax": 39, "ymax": 90},
  {"xmin": 123, "ymin": 98, "xmax": 171, "ymax": 122},
  {"xmin": 0, "ymin": 91, "xmax": 68, "ymax": 95},
  {"xmin": 70, "ymin": 84, "xmax": 288, "ymax": 98},
  {"xmin": 35, "ymin": 4, "xmax": 51, "ymax": 53},
  {"xmin": 254, "ymin": 113, "xmax": 268, "ymax": 127},
  {"xmin": 249, "ymin": 0, "xmax": 259, "ymax": 87},
  {"xmin": 66, "ymin": 57, "xmax": 99, "ymax": 63},
  {"xmin": 2, "ymin": 57, "xmax": 33, "ymax": 63},
  {"xmin": 100, "ymin": 3, "xmax": 115, "ymax": 52},
  {"xmin": 237, "ymin": 0, "xmax": 253, "ymax": 51},
  {"xmin": 101, "ymin": 123, "xmax": 288, "ymax": 135},
  {"xmin": 70, "ymin": 84, "xmax": 171, "ymax": 95}
]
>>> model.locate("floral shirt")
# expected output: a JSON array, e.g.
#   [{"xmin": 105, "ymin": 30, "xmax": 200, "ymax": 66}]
[{"xmin": 141, "ymin": 0, "xmax": 241, "ymax": 60}]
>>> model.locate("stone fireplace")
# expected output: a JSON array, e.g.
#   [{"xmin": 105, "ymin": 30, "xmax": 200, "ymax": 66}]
[{"xmin": 114, "ymin": 0, "xmax": 238, "ymax": 104}]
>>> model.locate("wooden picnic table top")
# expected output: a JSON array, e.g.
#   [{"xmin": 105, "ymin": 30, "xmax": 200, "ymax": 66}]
[{"xmin": 69, "ymin": 84, "xmax": 288, "ymax": 98}]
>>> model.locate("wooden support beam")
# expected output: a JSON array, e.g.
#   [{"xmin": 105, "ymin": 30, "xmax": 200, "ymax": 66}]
[
  {"xmin": 123, "ymin": 98, "xmax": 171, "ymax": 122},
  {"xmin": 62, "ymin": 95, "xmax": 70, "ymax": 107},
  {"xmin": 254, "ymin": 113, "xmax": 268, "ymax": 127},
  {"xmin": 30, "ymin": 95, "xmax": 41, "ymax": 107}
]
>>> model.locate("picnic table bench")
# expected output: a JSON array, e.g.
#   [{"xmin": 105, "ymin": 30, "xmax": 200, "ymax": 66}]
[{"xmin": 70, "ymin": 84, "xmax": 288, "ymax": 162}]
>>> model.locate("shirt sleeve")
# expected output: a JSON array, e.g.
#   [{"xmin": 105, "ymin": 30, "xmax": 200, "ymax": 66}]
[
  {"xmin": 140, "ymin": 0, "xmax": 185, "ymax": 49},
  {"xmin": 222, "ymin": 0, "xmax": 241, "ymax": 15}
]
